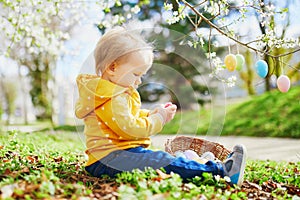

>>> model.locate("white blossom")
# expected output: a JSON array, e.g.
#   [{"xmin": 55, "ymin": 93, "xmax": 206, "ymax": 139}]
[
  {"xmin": 227, "ymin": 76, "xmax": 237, "ymax": 87},
  {"xmin": 164, "ymin": 2, "xmax": 173, "ymax": 11},
  {"xmin": 214, "ymin": 175, "xmax": 221, "ymax": 182},
  {"xmin": 131, "ymin": 5, "xmax": 141, "ymax": 14},
  {"xmin": 224, "ymin": 176, "xmax": 231, "ymax": 183},
  {"xmin": 1, "ymin": 0, "xmax": 86, "ymax": 59}
]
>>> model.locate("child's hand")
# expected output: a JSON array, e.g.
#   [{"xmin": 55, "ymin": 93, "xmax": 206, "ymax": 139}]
[
  {"xmin": 150, "ymin": 102, "xmax": 176, "ymax": 124},
  {"xmin": 164, "ymin": 103, "xmax": 177, "ymax": 123}
]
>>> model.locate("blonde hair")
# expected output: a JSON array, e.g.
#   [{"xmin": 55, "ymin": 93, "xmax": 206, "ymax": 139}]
[{"xmin": 94, "ymin": 26, "xmax": 153, "ymax": 75}]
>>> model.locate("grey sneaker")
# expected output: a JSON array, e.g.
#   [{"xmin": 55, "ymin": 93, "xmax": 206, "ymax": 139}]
[{"xmin": 222, "ymin": 144, "xmax": 247, "ymax": 186}]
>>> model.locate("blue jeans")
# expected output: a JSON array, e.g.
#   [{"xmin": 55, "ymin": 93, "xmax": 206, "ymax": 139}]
[{"xmin": 85, "ymin": 146, "xmax": 224, "ymax": 181}]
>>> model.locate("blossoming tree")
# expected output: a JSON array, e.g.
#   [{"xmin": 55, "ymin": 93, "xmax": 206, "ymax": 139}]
[
  {"xmin": 96, "ymin": 0, "xmax": 300, "ymax": 90},
  {"xmin": 0, "ymin": 0, "xmax": 85, "ymax": 123}
]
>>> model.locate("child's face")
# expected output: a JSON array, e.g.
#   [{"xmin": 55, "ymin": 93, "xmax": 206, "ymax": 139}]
[{"xmin": 106, "ymin": 50, "xmax": 153, "ymax": 89}]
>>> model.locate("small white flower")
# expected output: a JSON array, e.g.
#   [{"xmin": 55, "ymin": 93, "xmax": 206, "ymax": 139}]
[
  {"xmin": 224, "ymin": 176, "xmax": 231, "ymax": 183},
  {"xmin": 214, "ymin": 175, "xmax": 221, "ymax": 182},
  {"xmin": 164, "ymin": 2, "xmax": 173, "ymax": 11},
  {"xmin": 126, "ymin": 13, "xmax": 132, "ymax": 19},
  {"xmin": 187, "ymin": 40, "xmax": 193, "ymax": 47},
  {"xmin": 131, "ymin": 5, "xmax": 140, "ymax": 14}
]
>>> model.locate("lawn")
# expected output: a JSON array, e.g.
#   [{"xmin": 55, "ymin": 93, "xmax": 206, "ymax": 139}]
[
  {"xmin": 162, "ymin": 85, "xmax": 300, "ymax": 138},
  {"xmin": 1, "ymin": 130, "xmax": 299, "ymax": 199}
]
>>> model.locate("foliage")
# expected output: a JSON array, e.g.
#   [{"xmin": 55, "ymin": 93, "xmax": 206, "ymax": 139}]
[
  {"xmin": 38, "ymin": 125, "xmax": 84, "ymax": 132},
  {"xmin": 2, "ymin": 79, "xmax": 17, "ymax": 125},
  {"xmin": 245, "ymin": 160, "xmax": 300, "ymax": 188},
  {"xmin": 95, "ymin": 0, "xmax": 224, "ymax": 108},
  {"xmin": 0, "ymin": 0, "xmax": 83, "ymax": 57},
  {"xmin": 0, "ymin": 91, "xmax": 3, "ymax": 122},
  {"xmin": 96, "ymin": 0, "xmax": 300, "ymax": 88},
  {"xmin": 220, "ymin": 85, "xmax": 300, "ymax": 138},
  {"xmin": 0, "ymin": 104, "xmax": 2, "ymax": 121},
  {"xmin": 38, "ymin": 85, "xmax": 300, "ymax": 138},
  {"xmin": 161, "ymin": 85, "xmax": 300, "ymax": 138},
  {"xmin": 239, "ymin": 49, "xmax": 256, "ymax": 95},
  {"xmin": 0, "ymin": 0, "xmax": 85, "ymax": 122},
  {"xmin": 1, "ymin": 130, "xmax": 299, "ymax": 199},
  {"xmin": 0, "ymin": 130, "xmax": 88, "ymax": 199},
  {"xmin": 28, "ymin": 66, "xmax": 52, "ymax": 120}
]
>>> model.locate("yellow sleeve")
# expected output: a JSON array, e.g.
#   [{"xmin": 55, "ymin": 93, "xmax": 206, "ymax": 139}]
[
  {"xmin": 95, "ymin": 93, "xmax": 163, "ymax": 139},
  {"xmin": 139, "ymin": 109, "xmax": 150, "ymax": 117}
]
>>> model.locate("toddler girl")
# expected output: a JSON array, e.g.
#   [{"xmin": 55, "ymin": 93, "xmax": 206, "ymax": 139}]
[{"xmin": 75, "ymin": 25, "xmax": 247, "ymax": 186}]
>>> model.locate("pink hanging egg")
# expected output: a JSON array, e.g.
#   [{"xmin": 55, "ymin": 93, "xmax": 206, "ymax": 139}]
[
  {"xmin": 277, "ymin": 75, "xmax": 290, "ymax": 93},
  {"xmin": 224, "ymin": 54, "xmax": 237, "ymax": 72}
]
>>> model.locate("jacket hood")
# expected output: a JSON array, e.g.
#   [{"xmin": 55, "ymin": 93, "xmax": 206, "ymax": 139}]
[{"xmin": 75, "ymin": 74, "xmax": 128, "ymax": 119}]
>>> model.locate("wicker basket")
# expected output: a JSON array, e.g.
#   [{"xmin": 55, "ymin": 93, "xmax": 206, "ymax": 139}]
[{"xmin": 165, "ymin": 136, "xmax": 231, "ymax": 161}]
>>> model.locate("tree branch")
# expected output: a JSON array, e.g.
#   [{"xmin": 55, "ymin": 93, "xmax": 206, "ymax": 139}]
[{"xmin": 182, "ymin": 0, "xmax": 300, "ymax": 59}]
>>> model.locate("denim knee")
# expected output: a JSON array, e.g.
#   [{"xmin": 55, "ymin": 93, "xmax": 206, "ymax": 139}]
[{"xmin": 85, "ymin": 159, "xmax": 121, "ymax": 178}]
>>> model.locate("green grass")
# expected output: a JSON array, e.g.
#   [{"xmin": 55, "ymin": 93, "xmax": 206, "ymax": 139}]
[
  {"xmin": 34, "ymin": 85, "xmax": 300, "ymax": 138},
  {"xmin": 38, "ymin": 125, "xmax": 84, "ymax": 133},
  {"xmin": 162, "ymin": 85, "xmax": 300, "ymax": 138},
  {"xmin": 220, "ymin": 85, "xmax": 300, "ymax": 138},
  {"xmin": 0, "ymin": 131, "xmax": 299, "ymax": 199}
]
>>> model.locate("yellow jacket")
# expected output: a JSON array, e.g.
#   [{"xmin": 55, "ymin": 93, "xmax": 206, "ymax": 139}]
[{"xmin": 75, "ymin": 74, "xmax": 164, "ymax": 166}]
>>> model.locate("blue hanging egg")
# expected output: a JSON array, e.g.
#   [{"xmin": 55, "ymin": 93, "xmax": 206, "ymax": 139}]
[{"xmin": 255, "ymin": 60, "xmax": 268, "ymax": 78}]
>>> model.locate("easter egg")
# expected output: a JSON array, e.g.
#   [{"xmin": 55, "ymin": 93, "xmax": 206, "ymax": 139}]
[
  {"xmin": 255, "ymin": 60, "xmax": 268, "ymax": 78},
  {"xmin": 184, "ymin": 150, "xmax": 199, "ymax": 160},
  {"xmin": 175, "ymin": 151, "xmax": 186, "ymax": 159},
  {"xmin": 235, "ymin": 54, "xmax": 245, "ymax": 71},
  {"xmin": 164, "ymin": 102, "xmax": 172, "ymax": 108},
  {"xmin": 277, "ymin": 75, "xmax": 290, "ymax": 93},
  {"xmin": 200, "ymin": 152, "xmax": 215, "ymax": 161},
  {"xmin": 224, "ymin": 54, "xmax": 237, "ymax": 72},
  {"xmin": 193, "ymin": 158, "xmax": 208, "ymax": 164}
]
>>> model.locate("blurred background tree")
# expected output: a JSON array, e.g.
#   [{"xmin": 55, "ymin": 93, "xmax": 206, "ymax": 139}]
[
  {"xmin": 96, "ymin": 0, "xmax": 227, "ymax": 109},
  {"xmin": 0, "ymin": 0, "xmax": 299, "ymax": 126},
  {"xmin": 239, "ymin": 49, "xmax": 256, "ymax": 95},
  {"xmin": 0, "ymin": 0, "xmax": 85, "ymax": 125},
  {"xmin": 2, "ymin": 80, "xmax": 17, "ymax": 125},
  {"xmin": 94, "ymin": 0, "xmax": 300, "ymax": 108}
]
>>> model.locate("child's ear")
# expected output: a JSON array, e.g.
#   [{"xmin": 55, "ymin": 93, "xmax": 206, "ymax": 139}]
[{"xmin": 106, "ymin": 62, "xmax": 117, "ymax": 75}]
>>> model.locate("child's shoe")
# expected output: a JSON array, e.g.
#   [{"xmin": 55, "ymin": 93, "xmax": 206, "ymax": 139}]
[{"xmin": 222, "ymin": 144, "xmax": 247, "ymax": 186}]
